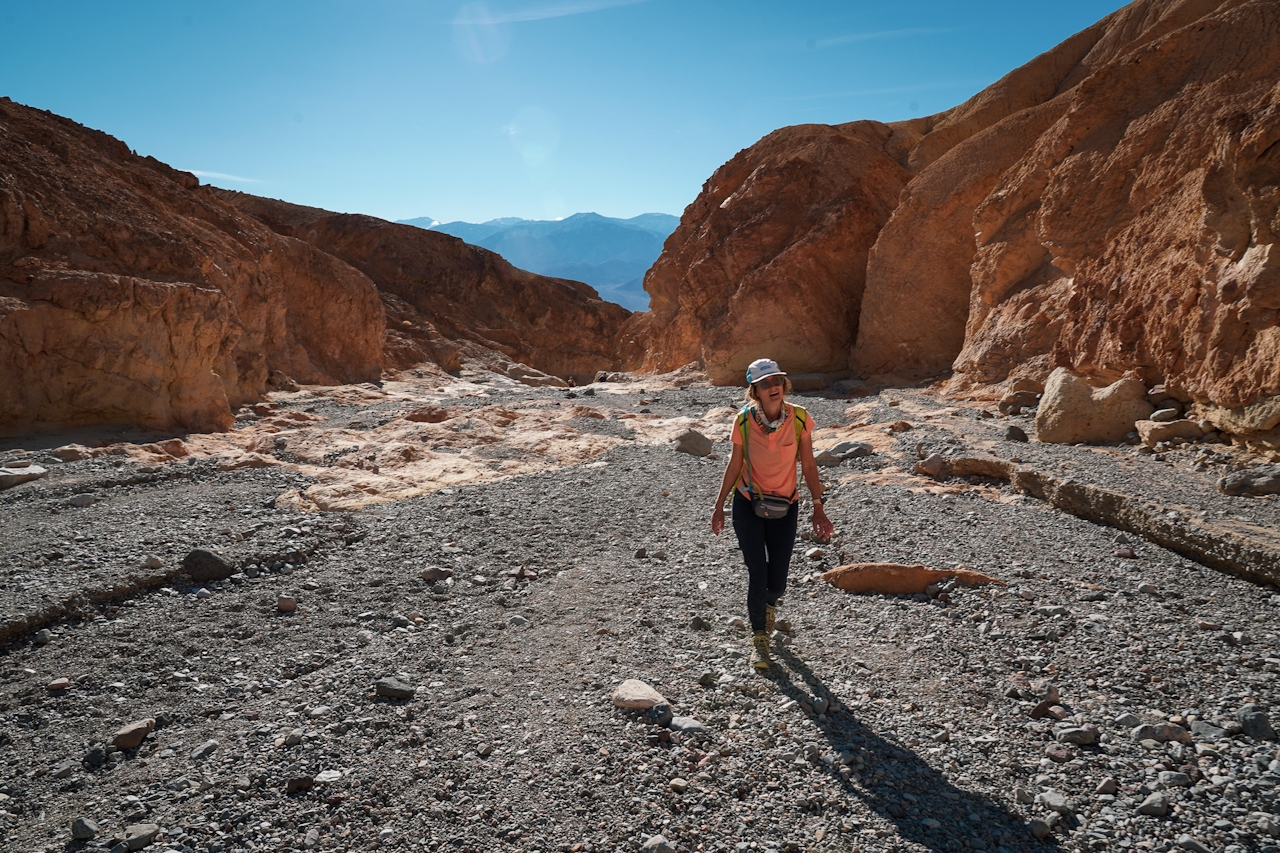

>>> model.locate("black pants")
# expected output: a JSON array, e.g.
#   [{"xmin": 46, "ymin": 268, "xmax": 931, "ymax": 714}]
[{"xmin": 731, "ymin": 491, "xmax": 798, "ymax": 634}]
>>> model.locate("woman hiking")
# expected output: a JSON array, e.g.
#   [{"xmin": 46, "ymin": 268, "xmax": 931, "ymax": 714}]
[{"xmin": 710, "ymin": 358, "xmax": 834, "ymax": 671}]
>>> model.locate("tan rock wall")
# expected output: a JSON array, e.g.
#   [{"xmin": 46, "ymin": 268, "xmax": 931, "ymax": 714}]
[{"xmin": 0, "ymin": 97, "xmax": 384, "ymax": 434}]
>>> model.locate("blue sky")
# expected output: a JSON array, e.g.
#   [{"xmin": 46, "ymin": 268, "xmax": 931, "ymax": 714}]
[{"xmin": 2, "ymin": 1, "xmax": 1130, "ymax": 223}]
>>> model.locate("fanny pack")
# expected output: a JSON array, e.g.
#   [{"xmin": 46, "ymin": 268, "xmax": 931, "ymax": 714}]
[{"xmin": 751, "ymin": 493, "xmax": 793, "ymax": 519}]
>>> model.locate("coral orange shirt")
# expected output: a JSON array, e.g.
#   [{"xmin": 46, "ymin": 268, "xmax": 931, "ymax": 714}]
[{"xmin": 730, "ymin": 403, "xmax": 814, "ymax": 500}]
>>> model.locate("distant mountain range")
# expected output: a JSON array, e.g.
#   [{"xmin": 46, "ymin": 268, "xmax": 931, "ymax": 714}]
[{"xmin": 397, "ymin": 212, "xmax": 680, "ymax": 311}]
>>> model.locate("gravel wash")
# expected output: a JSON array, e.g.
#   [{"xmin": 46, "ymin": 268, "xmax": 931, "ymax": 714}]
[{"xmin": 1, "ymin": 384, "xmax": 1278, "ymax": 853}]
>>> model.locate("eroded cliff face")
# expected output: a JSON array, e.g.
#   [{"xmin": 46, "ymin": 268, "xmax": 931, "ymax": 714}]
[
  {"xmin": 622, "ymin": 122, "xmax": 910, "ymax": 384},
  {"xmin": 220, "ymin": 193, "xmax": 631, "ymax": 383},
  {"xmin": 0, "ymin": 98, "xmax": 385, "ymax": 434},
  {"xmin": 638, "ymin": 0, "xmax": 1280, "ymax": 412}
]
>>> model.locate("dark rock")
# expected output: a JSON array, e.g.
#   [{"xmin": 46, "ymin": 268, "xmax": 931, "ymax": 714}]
[
  {"xmin": 1003, "ymin": 425, "xmax": 1029, "ymax": 442},
  {"xmin": 673, "ymin": 429, "xmax": 713, "ymax": 457},
  {"xmin": 375, "ymin": 676, "xmax": 416, "ymax": 700},
  {"xmin": 71, "ymin": 817, "xmax": 99, "ymax": 840},
  {"xmin": 182, "ymin": 549, "xmax": 236, "ymax": 582},
  {"xmin": 1238, "ymin": 704, "xmax": 1277, "ymax": 740}
]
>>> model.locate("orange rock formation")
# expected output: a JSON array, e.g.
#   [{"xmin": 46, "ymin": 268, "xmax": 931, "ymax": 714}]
[
  {"xmin": 221, "ymin": 193, "xmax": 630, "ymax": 382},
  {"xmin": 635, "ymin": 0, "xmax": 1280, "ymax": 414},
  {"xmin": 0, "ymin": 99, "xmax": 630, "ymax": 435},
  {"xmin": 0, "ymin": 99, "xmax": 384, "ymax": 434},
  {"xmin": 621, "ymin": 122, "xmax": 910, "ymax": 383}
]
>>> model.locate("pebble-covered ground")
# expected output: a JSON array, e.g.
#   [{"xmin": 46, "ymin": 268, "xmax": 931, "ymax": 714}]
[{"xmin": 1, "ymin": 379, "xmax": 1278, "ymax": 853}]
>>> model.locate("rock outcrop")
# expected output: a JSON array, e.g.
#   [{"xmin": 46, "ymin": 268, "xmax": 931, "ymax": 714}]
[
  {"xmin": 0, "ymin": 98, "xmax": 384, "ymax": 434},
  {"xmin": 221, "ymin": 193, "xmax": 631, "ymax": 384},
  {"xmin": 635, "ymin": 0, "xmax": 1280, "ymax": 416},
  {"xmin": 621, "ymin": 122, "xmax": 910, "ymax": 383}
]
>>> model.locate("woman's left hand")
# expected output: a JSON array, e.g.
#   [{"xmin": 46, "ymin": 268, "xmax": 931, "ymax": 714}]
[{"xmin": 812, "ymin": 506, "xmax": 834, "ymax": 543}]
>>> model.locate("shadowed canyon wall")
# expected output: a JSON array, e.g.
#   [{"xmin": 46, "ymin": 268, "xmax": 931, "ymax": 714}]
[{"xmin": 634, "ymin": 0, "xmax": 1280, "ymax": 415}]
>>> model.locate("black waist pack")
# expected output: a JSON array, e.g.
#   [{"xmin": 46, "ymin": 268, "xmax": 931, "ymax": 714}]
[{"xmin": 752, "ymin": 493, "xmax": 792, "ymax": 519}]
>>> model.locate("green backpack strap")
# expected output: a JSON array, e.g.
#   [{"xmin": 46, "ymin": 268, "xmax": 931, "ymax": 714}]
[{"xmin": 792, "ymin": 404, "xmax": 808, "ymax": 445}]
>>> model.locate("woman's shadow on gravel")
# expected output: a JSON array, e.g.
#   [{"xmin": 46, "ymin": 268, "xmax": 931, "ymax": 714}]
[{"xmin": 767, "ymin": 645, "xmax": 1060, "ymax": 853}]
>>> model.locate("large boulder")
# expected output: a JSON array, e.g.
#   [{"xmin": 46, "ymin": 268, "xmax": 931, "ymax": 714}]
[{"xmin": 1035, "ymin": 368, "xmax": 1154, "ymax": 444}]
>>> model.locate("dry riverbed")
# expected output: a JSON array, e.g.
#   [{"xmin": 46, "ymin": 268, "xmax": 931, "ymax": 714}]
[{"xmin": 1, "ymin": 373, "xmax": 1278, "ymax": 853}]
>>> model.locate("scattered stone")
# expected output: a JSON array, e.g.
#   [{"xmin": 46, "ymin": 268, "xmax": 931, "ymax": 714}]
[
  {"xmin": 123, "ymin": 823, "xmax": 161, "ymax": 851},
  {"xmin": 67, "ymin": 493, "xmax": 97, "ymax": 507},
  {"xmin": 1095, "ymin": 777, "xmax": 1118, "ymax": 795},
  {"xmin": 1004, "ymin": 425, "xmax": 1029, "ymax": 442},
  {"xmin": 1238, "ymin": 703, "xmax": 1277, "ymax": 740},
  {"xmin": 420, "ymin": 566, "xmax": 454, "ymax": 582},
  {"xmin": 1055, "ymin": 726, "xmax": 1097, "ymax": 745},
  {"xmin": 641, "ymin": 835, "xmax": 675, "ymax": 853},
  {"xmin": 668, "ymin": 777, "xmax": 689, "ymax": 794},
  {"xmin": 920, "ymin": 817, "xmax": 942, "ymax": 830},
  {"xmin": 1176, "ymin": 835, "xmax": 1212, "ymax": 853},
  {"xmin": 1137, "ymin": 418, "xmax": 1205, "ymax": 446},
  {"xmin": 71, "ymin": 817, "xmax": 99, "ymax": 840},
  {"xmin": 1136, "ymin": 792, "xmax": 1169, "ymax": 816},
  {"xmin": 1115, "ymin": 712, "xmax": 1142, "ymax": 727},
  {"xmin": 1035, "ymin": 369, "xmax": 1154, "ymax": 444},
  {"xmin": 1115, "ymin": 546, "xmax": 1137, "ymax": 558},
  {"xmin": 190, "ymin": 739, "xmax": 218, "ymax": 760},
  {"xmin": 1028, "ymin": 819, "xmax": 1052, "ymax": 839},
  {"xmin": 1217, "ymin": 464, "xmax": 1280, "ymax": 497},
  {"xmin": 277, "ymin": 595, "xmax": 298, "ymax": 613},
  {"xmin": 816, "ymin": 441, "xmax": 872, "ymax": 466},
  {"xmin": 611, "ymin": 679, "xmax": 666, "ymax": 710},
  {"xmin": 182, "ymin": 549, "xmax": 236, "ymax": 582},
  {"xmin": 1035, "ymin": 790, "xmax": 1072, "ymax": 814},
  {"xmin": 669, "ymin": 716, "xmax": 707, "ymax": 734},
  {"xmin": 48, "ymin": 677, "xmax": 70, "ymax": 692},
  {"xmin": 1044, "ymin": 743, "xmax": 1074, "ymax": 763},
  {"xmin": 1190, "ymin": 719, "xmax": 1226, "ymax": 740},
  {"xmin": 1132, "ymin": 723, "xmax": 1191, "ymax": 743},
  {"xmin": 145, "ymin": 555, "xmax": 164, "ymax": 569},
  {"xmin": 915, "ymin": 453, "xmax": 947, "ymax": 478},
  {"xmin": 375, "ymin": 677, "xmax": 416, "ymax": 700},
  {"xmin": 314, "ymin": 769, "xmax": 342, "ymax": 784},
  {"xmin": 304, "ymin": 827, "xmax": 321, "ymax": 848},
  {"xmin": 0, "ymin": 463, "xmax": 47, "ymax": 489},
  {"xmin": 286, "ymin": 776, "xmax": 315, "ymax": 794},
  {"xmin": 673, "ymin": 429, "xmax": 713, "ymax": 457},
  {"xmin": 688, "ymin": 615, "xmax": 711, "ymax": 631},
  {"xmin": 34, "ymin": 628, "xmax": 52, "ymax": 645},
  {"xmin": 508, "ymin": 614, "xmax": 529, "ymax": 628},
  {"xmin": 112, "ymin": 718, "xmax": 155, "ymax": 750},
  {"xmin": 1158, "ymin": 770, "xmax": 1192, "ymax": 787},
  {"xmin": 644, "ymin": 702, "xmax": 674, "ymax": 728}
]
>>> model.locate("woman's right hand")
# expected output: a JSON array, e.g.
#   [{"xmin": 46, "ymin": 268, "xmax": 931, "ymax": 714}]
[{"xmin": 711, "ymin": 504, "xmax": 725, "ymax": 536}]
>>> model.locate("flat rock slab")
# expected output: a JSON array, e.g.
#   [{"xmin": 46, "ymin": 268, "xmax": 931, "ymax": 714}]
[
  {"xmin": 124, "ymin": 822, "xmax": 160, "ymax": 850},
  {"xmin": 375, "ymin": 676, "xmax": 416, "ymax": 700},
  {"xmin": 822, "ymin": 563, "xmax": 1004, "ymax": 595},
  {"xmin": 0, "ymin": 464, "xmax": 47, "ymax": 489}
]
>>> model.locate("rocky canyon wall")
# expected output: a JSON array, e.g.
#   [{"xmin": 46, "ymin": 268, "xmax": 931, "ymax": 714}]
[
  {"xmin": 0, "ymin": 99, "xmax": 632, "ymax": 436},
  {"xmin": 220, "ymin": 193, "xmax": 630, "ymax": 383},
  {"xmin": 636, "ymin": 0, "xmax": 1280, "ymax": 415},
  {"xmin": 0, "ymin": 98, "xmax": 384, "ymax": 434}
]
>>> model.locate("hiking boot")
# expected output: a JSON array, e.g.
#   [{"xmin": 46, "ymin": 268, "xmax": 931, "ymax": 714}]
[
  {"xmin": 750, "ymin": 632, "xmax": 771, "ymax": 671},
  {"xmin": 764, "ymin": 603, "xmax": 777, "ymax": 636}
]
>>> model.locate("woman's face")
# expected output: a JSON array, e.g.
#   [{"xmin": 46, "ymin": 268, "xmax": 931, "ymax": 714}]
[{"xmin": 754, "ymin": 374, "xmax": 786, "ymax": 407}]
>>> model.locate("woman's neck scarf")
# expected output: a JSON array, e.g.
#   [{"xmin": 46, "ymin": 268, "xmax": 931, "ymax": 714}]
[{"xmin": 751, "ymin": 402, "xmax": 787, "ymax": 433}]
